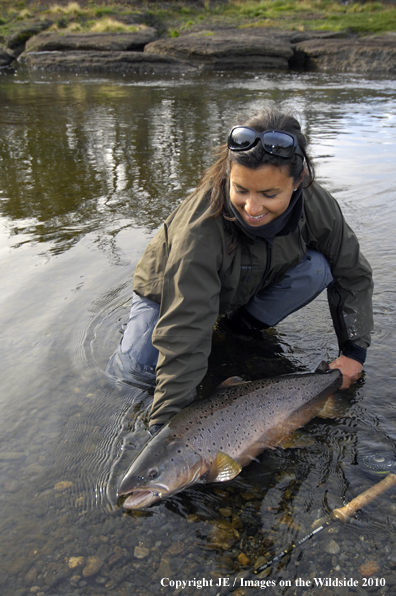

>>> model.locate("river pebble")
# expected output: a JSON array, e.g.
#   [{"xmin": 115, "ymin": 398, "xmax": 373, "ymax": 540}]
[
  {"xmin": 209, "ymin": 524, "xmax": 239, "ymax": 550},
  {"xmin": 323, "ymin": 538, "xmax": 341, "ymax": 555},
  {"xmin": 82, "ymin": 555, "xmax": 103, "ymax": 578},
  {"xmin": 219, "ymin": 508, "xmax": 232, "ymax": 518},
  {"xmin": 237, "ymin": 553, "xmax": 250, "ymax": 566},
  {"xmin": 4, "ymin": 479, "xmax": 21, "ymax": 493},
  {"xmin": 167, "ymin": 541, "xmax": 184, "ymax": 555},
  {"xmin": 133, "ymin": 546, "xmax": 149, "ymax": 559},
  {"xmin": 0, "ymin": 452, "xmax": 25, "ymax": 460},
  {"xmin": 384, "ymin": 574, "xmax": 396, "ymax": 586},
  {"xmin": 156, "ymin": 555, "xmax": 172, "ymax": 578},
  {"xmin": 108, "ymin": 546, "xmax": 124, "ymax": 567},
  {"xmin": 68, "ymin": 556, "xmax": 85, "ymax": 570},
  {"xmin": 54, "ymin": 481, "xmax": 74, "ymax": 491},
  {"xmin": 358, "ymin": 560, "xmax": 381, "ymax": 577},
  {"xmin": 24, "ymin": 567, "xmax": 38, "ymax": 583}
]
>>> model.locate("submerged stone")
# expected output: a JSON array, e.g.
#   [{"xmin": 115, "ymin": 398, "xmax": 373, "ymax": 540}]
[
  {"xmin": 238, "ymin": 553, "xmax": 250, "ymax": 566},
  {"xmin": 54, "ymin": 480, "xmax": 74, "ymax": 491},
  {"xmin": 68, "ymin": 557, "xmax": 85, "ymax": 570},
  {"xmin": 82, "ymin": 555, "xmax": 103, "ymax": 578},
  {"xmin": 358, "ymin": 560, "xmax": 381, "ymax": 577},
  {"xmin": 323, "ymin": 538, "xmax": 341, "ymax": 555},
  {"xmin": 133, "ymin": 546, "xmax": 149, "ymax": 559}
]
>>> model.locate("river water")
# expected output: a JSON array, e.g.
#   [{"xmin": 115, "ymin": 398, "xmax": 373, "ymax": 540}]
[{"xmin": 0, "ymin": 69, "xmax": 395, "ymax": 596}]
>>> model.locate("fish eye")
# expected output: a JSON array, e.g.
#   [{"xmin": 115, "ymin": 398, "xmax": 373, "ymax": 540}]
[{"xmin": 148, "ymin": 468, "xmax": 158, "ymax": 479}]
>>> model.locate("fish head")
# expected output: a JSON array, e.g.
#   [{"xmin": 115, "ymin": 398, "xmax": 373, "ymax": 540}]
[{"xmin": 117, "ymin": 426, "xmax": 205, "ymax": 510}]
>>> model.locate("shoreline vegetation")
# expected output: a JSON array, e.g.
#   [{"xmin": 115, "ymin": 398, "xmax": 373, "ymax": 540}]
[
  {"xmin": 2, "ymin": 0, "xmax": 396, "ymax": 41},
  {"xmin": 1, "ymin": 0, "xmax": 396, "ymax": 73}
]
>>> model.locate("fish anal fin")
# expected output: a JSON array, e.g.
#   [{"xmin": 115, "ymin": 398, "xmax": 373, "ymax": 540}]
[
  {"xmin": 217, "ymin": 376, "xmax": 250, "ymax": 388},
  {"xmin": 207, "ymin": 451, "xmax": 242, "ymax": 483}
]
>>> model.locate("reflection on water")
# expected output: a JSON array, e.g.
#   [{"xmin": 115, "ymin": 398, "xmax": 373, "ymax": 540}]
[{"xmin": 0, "ymin": 70, "xmax": 396, "ymax": 596}]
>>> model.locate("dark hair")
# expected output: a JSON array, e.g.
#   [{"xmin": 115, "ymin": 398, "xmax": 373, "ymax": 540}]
[{"xmin": 195, "ymin": 108, "xmax": 315, "ymax": 218}]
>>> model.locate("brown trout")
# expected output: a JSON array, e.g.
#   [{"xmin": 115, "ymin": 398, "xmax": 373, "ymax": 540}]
[{"xmin": 117, "ymin": 366, "xmax": 342, "ymax": 509}]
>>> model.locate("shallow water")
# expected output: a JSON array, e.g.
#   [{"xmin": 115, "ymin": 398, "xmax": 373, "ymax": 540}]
[{"xmin": 0, "ymin": 69, "xmax": 396, "ymax": 596}]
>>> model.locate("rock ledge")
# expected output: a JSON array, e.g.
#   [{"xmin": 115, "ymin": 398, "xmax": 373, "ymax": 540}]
[{"xmin": 7, "ymin": 28, "xmax": 396, "ymax": 74}]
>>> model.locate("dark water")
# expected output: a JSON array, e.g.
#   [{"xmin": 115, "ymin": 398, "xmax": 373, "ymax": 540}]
[{"xmin": 0, "ymin": 69, "xmax": 395, "ymax": 596}]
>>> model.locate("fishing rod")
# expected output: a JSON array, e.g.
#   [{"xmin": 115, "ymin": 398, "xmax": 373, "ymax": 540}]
[{"xmin": 253, "ymin": 472, "xmax": 396, "ymax": 575}]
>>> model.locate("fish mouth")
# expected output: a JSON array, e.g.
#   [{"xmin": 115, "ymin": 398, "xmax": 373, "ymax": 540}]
[{"xmin": 119, "ymin": 485, "xmax": 170, "ymax": 510}]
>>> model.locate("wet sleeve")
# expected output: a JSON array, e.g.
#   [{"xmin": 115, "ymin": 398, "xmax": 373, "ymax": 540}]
[
  {"xmin": 304, "ymin": 187, "xmax": 374, "ymax": 351},
  {"xmin": 149, "ymin": 218, "xmax": 223, "ymax": 425}
]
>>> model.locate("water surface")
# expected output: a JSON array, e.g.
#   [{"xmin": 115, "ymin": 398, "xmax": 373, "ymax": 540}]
[{"xmin": 0, "ymin": 69, "xmax": 395, "ymax": 596}]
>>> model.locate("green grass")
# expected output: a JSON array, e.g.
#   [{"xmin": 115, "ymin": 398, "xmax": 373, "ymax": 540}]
[
  {"xmin": 224, "ymin": 0, "xmax": 396, "ymax": 34},
  {"xmin": 1, "ymin": 0, "xmax": 396, "ymax": 43}
]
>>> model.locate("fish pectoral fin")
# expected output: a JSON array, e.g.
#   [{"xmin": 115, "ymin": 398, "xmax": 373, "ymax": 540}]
[
  {"xmin": 278, "ymin": 430, "xmax": 316, "ymax": 449},
  {"xmin": 316, "ymin": 395, "xmax": 339, "ymax": 419},
  {"xmin": 315, "ymin": 394, "xmax": 351, "ymax": 419},
  {"xmin": 206, "ymin": 451, "xmax": 242, "ymax": 483},
  {"xmin": 217, "ymin": 376, "xmax": 250, "ymax": 388}
]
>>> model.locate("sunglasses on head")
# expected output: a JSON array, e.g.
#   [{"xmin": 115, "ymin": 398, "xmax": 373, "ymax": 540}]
[{"xmin": 227, "ymin": 126, "xmax": 304, "ymax": 159}]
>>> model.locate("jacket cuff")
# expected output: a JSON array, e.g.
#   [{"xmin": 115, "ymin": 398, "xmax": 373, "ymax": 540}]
[{"xmin": 341, "ymin": 341, "xmax": 367, "ymax": 365}]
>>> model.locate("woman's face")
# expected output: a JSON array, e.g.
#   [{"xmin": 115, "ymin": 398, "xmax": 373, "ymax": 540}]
[{"xmin": 229, "ymin": 162, "xmax": 300, "ymax": 227}]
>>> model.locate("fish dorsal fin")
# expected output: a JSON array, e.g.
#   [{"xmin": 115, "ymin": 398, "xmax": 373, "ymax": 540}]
[
  {"xmin": 206, "ymin": 451, "xmax": 242, "ymax": 483},
  {"xmin": 217, "ymin": 376, "xmax": 250, "ymax": 388},
  {"xmin": 315, "ymin": 361, "xmax": 331, "ymax": 373}
]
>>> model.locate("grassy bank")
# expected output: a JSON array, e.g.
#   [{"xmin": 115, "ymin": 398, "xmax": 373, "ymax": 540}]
[{"xmin": 1, "ymin": 0, "xmax": 396, "ymax": 45}]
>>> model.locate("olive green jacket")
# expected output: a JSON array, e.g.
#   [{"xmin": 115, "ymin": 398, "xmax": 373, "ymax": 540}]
[{"xmin": 133, "ymin": 182, "xmax": 373, "ymax": 425}]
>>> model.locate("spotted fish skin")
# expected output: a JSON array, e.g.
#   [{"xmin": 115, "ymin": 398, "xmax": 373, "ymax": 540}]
[
  {"xmin": 117, "ymin": 367, "xmax": 342, "ymax": 509},
  {"xmin": 167, "ymin": 369, "xmax": 343, "ymax": 467}
]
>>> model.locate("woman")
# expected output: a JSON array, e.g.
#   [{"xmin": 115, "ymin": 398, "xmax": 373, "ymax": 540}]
[{"xmin": 108, "ymin": 108, "xmax": 373, "ymax": 434}]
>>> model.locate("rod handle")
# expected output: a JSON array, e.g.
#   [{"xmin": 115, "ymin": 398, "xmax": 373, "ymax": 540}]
[{"xmin": 332, "ymin": 473, "xmax": 396, "ymax": 522}]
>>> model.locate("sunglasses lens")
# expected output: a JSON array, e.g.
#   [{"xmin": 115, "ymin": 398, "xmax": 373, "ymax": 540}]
[
  {"xmin": 262, "ymin": 131, "xmax": 294, "ymax": 157},
  {"xmin": 228, "ymin": 128, "xmax": 299, "ymax": 158},
  {"xmin": 229, "ymin": 127, "xmax": 257, "ymax": 150}
]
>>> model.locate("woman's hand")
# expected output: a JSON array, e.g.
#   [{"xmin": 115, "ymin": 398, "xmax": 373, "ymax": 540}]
[{"xmin": 329, "ymin": 355, "xmax": 363, "ymax": 389}]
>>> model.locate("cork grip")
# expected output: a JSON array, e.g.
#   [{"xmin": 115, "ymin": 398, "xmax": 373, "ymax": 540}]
[{"xmin": 332, "ymin": 473, "xmax": 396, "ymax": 523}]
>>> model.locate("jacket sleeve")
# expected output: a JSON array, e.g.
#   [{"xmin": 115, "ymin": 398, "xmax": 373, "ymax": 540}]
[
  {"xmin": 149, "ymin": 216, "xmax": 223, "ymax": 425},
  {"xmin": 304, "ymin": 184, "xmax": 374, "ymax": 351}
]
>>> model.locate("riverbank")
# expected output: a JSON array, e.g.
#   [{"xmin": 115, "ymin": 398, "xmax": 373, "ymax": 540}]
[
  {"xmin": 1, "ymin": 1, "xmax": 396, "ymax": 73},
  {"xmin": 7, "ymin": 26, "xmax": 396, "ymax": 75}
]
